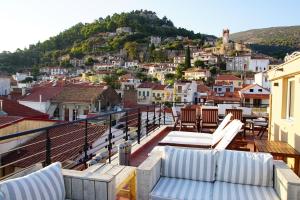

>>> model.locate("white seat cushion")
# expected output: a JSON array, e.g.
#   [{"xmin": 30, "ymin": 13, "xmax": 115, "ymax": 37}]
[
  {"xmin": 162, "ymin": 147, "xmax": 216, "ymax": 182},
  {"xmin": 216, "ymin": 150, "xmax": 273, "ymax": 187},
  {"xmin": 0, "ymin": 162, "xmax": 65, "ymax": 200},
  {"xmin": 160, "ymin": 135, "xmax": 213, "ymax": 146},
  {"xmin": 213, "ymin": 181, "xmax": 279, "ymax": 200},
  {"xmin": 151, "ymin": 177, "xmax": 213, "ymax": 200}
]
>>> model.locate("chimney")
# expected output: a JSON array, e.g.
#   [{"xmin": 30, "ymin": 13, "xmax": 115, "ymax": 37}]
[
  {"xmin": 39, "ymin": 95, "xmax": 42, "ymax": 103},
  {"xmin": 21, "ymin": 88, "xmax": 26, "ymax": 96},
  {"xmin": 0, "ymin": 100, "xmax": 3, "ymax": 111}
]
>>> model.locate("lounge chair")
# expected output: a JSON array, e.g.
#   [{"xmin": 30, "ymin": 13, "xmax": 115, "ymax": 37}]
[
  {"xmin": 161, "ymin": 113, "xmax": 232, "ymax": 144},
  {"xmin": 179, "ymin": 107, "xmax": 198, "ymax": 131},
  {"xmin": 200, "ymin": 108, "xmax": 219, "ymax": 132},
  {"xmin": 158, "ymin": 119, "xmax": 243, "ymax": 149}
]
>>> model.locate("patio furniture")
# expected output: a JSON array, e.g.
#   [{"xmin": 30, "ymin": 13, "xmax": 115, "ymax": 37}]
[
  {"xmin": 225, "ymin": 108, "xmax": 243, "ymax": 121},
  {"xmin": 0, "ymin": 162, "xmax": 134, "ymax": 200},
  {"xmin": 179, "ymin": 108, "xmax": 198, "ymax": 131},
  {"xmin": 254, "ymin": 140, "xmax": 300, "ymax": 175},
  {"xmin": 158, "ymin": 119, "xmax": 243, "ymax": 150},
  {"xmin": 137, "ymin": 147, "xmax": 300, "ymax": 200},
  {"xmin": 200, "ymin": 108, "xmax": 219, "ymax": 132},
  {"xmin": 252, "ymin": 118, "xmax": 269, "ymax": 139}
]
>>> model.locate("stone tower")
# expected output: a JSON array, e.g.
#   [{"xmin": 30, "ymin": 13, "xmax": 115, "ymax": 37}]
[{"xmin": 222, "ymin": 28, "xmax": 230, "ymax": 45}]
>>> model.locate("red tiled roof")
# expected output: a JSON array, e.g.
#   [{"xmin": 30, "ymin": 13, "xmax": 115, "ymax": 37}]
[
  {"xmin": 0, "ymin": 97, "xmax": 49, "ymax": 119},
  {"xmin": 197, "ymin": 85, "xmax": 211, "ymax": 93},
  {"xmin": 21, "ymin": 86, "xmax": 64, "ymax": 102},
  {"xmin": 207, "ymin": 91, "xmax": 241, "ymax": 102},
  {"xmin": 2, "ymin": 123, "xmax": 107, "ymax": 168},
  {"xmin": 52, "ymin": 86, "xmax": 105, "ymax": 103},
  {"xmin": 0, "ymin": 116, "xmax": 24, "ymax": 127},
  {"xmin": 216, "ymin": 74, "xmax": 241, "ymax": 81},
  {"xmin": 137, "ymin": 82, "xmax": 166, "ymax": 90}
]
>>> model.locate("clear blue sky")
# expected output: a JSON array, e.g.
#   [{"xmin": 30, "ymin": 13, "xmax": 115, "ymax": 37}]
[{"xmin": 1, "ymin": 0, "xmax": 299, "ymax": 52}]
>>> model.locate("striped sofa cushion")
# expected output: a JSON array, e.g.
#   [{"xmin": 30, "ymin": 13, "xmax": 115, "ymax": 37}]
[
  {"xmin": 162, "ymin": 147, "xmax": 216, "ymax": 182},
  {"xmin": 151, "ymin": 177, "xmax": 213, "ymax": 200},
  {"xmin": 213, "ymin": 181, "xmax": 279, "ymax": 200},
  {"xmin": 216, "ymin": 150, "xmax": 273, "ymax": 187},
  {"xmin": 0, "ymin": 162, "xmax": 65, "ymax": 200}
]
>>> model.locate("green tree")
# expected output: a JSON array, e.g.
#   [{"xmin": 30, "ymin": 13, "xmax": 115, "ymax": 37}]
[
  {"xmin": 85, "ymin": 57, "xmax": 94, "ymax": 66},
  {"xmin": 31, "ymin": 65, "xmax": 40, "ymax": 79},
  {"xmin": 184, "ymin": 46, "xmax": 191, "ymax": 68},
  {"xmin": 209, "ymin": 66, "xmax": 218, "ymax": 76},
  {"xmin": 124, "ymin": 42, "xmax": 138, "ymax": 60},
  {"xmin": 103, "ymin": 74, "xmax": 120, "ymax": 89},
  {"xmin": 175, "ymin": 64, "xmax": 185, "ymax": 80},
  {"xmin": 194, "ymin": 60, "xmax": 205, "ymax": 68},
  {"xmin": 116, "ymin": 68, "xmax": 127, "ymax": 76}
]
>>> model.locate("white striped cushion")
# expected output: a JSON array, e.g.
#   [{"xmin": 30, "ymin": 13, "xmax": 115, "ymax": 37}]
[
  {"xmin": 0, "ymin": 162, "xmax": 65, "ymax": 200},
  {"xmin": 213, "ymin": 181, "xmax": 279, "ymax": 200},
  {"xmin": 216, "ymin": 150, "xmax": 273, "ymax": 187},
  {"xmin": 151, "ymin": 177, "xmax": 213, "ymax": 200},
  {"xmin": 162, "ymin": 147, "xmax": 216, "ymax": 182}
]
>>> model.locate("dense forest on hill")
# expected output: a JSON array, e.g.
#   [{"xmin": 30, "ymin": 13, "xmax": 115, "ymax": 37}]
[{"xmin": 230, "ymin": 26, "xmax": 300, "ymax": 58}]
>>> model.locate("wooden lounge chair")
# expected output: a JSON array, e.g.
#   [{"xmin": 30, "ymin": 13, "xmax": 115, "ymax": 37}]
[
  {"xmin": 158, "ymin": 119, "xmax": 243, "ymax": 149},
  {"xmin": 200, "ymin": 108, "xmax": 219, "ymax": 132},
  {"xmin": 225, "ymin": 108, "xmax": 243, "ymax": 121},
  {"xmin": 179, "ymin": 108, "xmax": 198, "ymax": 131}
]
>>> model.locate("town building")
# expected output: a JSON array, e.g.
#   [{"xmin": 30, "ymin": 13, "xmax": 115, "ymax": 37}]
[
  {"xmin": 255, "ymin": 71, "xmax": 270, "ymax": 90},
  {"xmin": 173, "ymin": 81, "xmax": 197, "ymax": 103},
  {"xmin": 137, "ymin": 82, "xmax": 166, "ymax": 104},
  {"xmin": 0, "ymin": 76, "xmax": 10, "ymax": 96},
  {"xmin": 40, "ymin": 67, "xmax": 69, "ymax": 76},
  {"xmin": 51, "ymin": 85, "xmax": 120, "ymax": 121},
  {"xmin": 215, "ymin": 74, "xmax": 243, "ymax": 88},
  {"xmin": 239, "ymin": 84, "xmax": 270, "ymax": 107},
  {"xmin": 150, "ymin": 36, "xmax": 161, "ymax": 47},
  {"xmin": 184, "ymin": 68, "xmax": 211, "ymax": 80},
  {"xmin": 116, "ymin": 27, "xmax": 132, "ymax": 35}
]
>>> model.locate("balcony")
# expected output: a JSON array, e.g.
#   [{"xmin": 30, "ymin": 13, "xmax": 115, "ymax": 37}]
[{"xmin": 1, "ymin": 102, "xmax": 300, "ymax": 199}]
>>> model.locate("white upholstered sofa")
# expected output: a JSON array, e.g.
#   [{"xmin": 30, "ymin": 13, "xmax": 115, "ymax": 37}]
[
  {"xmin": 0, "ymin": 162, "xmax": 116, "ymax": 200},
  {"xmin": 137, "ymin": 147, "xmax": 300, "ymax": 200}
]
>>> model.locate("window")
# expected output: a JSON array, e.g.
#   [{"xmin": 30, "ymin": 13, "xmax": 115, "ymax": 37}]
[
  {"xmin": 286, "ymin": 78, "xmax": 295, "ymax": 120},
  {"xmin": 157, "ymin": 93, "xmax": 160, "ymax": 97},
  {"xmin": 147, "ymin": 91, "xmax": 149, "ymax": 96},
  {"xmin": 153, "ymin": 93, "xmax": 155, "ymax": 97},
  {"xmin": 238, "ymin": 82, "xmax": 241, "ymax": 86},
  {"xmin": 249, "ymin": 89, "xmax": 254, "ymax": 92},
  {"xmin": 258, "ymin": 89, "xmax": 262, "ymax": 92},
  {"xmin": 138, "ymin": 91, "xmax": 141, "ymax": 96},
  {"xmin": 177, "ymin": 86, "xmax": 182, "ymax": 93},
  {"xmin": 142, "ymin": 91, "xmax": 145, "ymax": 96}
]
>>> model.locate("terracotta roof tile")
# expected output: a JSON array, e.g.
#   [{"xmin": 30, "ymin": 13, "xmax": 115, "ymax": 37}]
[
  {"xmin": 0, "ymin": 116, "xmax": 24, "ymax": 127},
  {"xmin": 0, "ymin": 97, "xmax": 49, "ymax": 119},
  {"xmin": 2, "ymin": 123, "xmax": 107, "ymax": 168},
  {"xmin": 216, "ymin": 74, "xmax": 241, "ymax": 81}
]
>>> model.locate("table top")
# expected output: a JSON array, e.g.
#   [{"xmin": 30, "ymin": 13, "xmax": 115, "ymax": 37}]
[{"xmin": 255, "ymin": 140, "xmax": 300, "ymax": 157}]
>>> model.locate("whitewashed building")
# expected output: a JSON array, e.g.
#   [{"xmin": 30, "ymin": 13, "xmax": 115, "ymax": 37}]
[
  {"xmin": 0, "ymin": 77, "xmax": 10, "ymax": 96},
  {"xmin": 255, "ymin": 71, "xmax": 270, "ymax": 90}
]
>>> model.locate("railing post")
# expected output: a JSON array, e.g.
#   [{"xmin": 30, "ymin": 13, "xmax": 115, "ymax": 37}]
[
  {"xmin": 83, "ymin": 119, "xmax": 88, "ymax": 166},
  {"xmin": 125, "ymin": 111, "xmax": 128, "ymax": 141},
  {"xmin": 137, "ymin": 108, "xmax": 141, "ymax": 144},
  {"xmin": 45, "ymin": 129, "xmax": 51, "ymax": 166},
  {"xmin": 153, "ymin": 104, "xmax": 156, "ymax": 127},
  {"xmin": 158, "ymin": 103, "xmax": 161, "ymax": 127},
  {"xmin": 163, "ymin": 104, "xmax": 166, "ymax": 125},
  {"xmin": 146, "ymin": 106, "xmax": 149, "ymax": 136},
  {"xmin": 108, "ymin": 114, "xmax": 112, "ymax": 163}
]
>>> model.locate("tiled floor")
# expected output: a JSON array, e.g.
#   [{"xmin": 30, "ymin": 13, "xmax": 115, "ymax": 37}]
[{"xmin": 129, "ymin": 126, "xmax": 268, "ymax": 167}]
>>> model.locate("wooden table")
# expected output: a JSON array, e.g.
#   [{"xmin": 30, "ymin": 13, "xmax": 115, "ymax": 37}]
[{"xmin": 254, "ymin": 140, "xmax": 300, "ymax": 175}]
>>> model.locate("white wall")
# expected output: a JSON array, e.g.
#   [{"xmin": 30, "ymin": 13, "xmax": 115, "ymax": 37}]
[
  {"xmin": 249, "ymin": 59, "xmax": 270, "ymax": 72},
  {"xmin": 255, "ymin": 72, "xmax": 270, "ymax": 90},
  {"xmin": 0, "ymin": 78, "xmax": 10, "ymax": 96},
  {"xmin": 18, "ymin": 100, "xmax": 50, "ymax": 113}
]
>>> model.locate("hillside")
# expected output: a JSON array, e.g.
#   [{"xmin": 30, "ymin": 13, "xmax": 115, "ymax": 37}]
[
  {"xmin": 230, "ymin": 26, "xmax": 300, "ymax": 58},
  {"xmin": 0, "ymin": 10, "xmax": 215, "ymax": 74}
]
